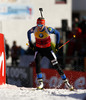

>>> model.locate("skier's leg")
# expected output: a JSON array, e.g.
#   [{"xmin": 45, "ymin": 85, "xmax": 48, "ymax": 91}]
[
  {"xmin": 34, "ymin": 51, "xmax": 44, "ymax": 89},
  {"xmin": 53, "ymin": 63, "xmax": 74, "ymax": 90},
  {"xmin": 46, "ymin": 50, "xmax": 74, "ymax": 90}
]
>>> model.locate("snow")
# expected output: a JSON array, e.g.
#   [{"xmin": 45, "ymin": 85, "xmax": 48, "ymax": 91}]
[{"xmin": 0, "ymin": 84, "xmax": 86, "ymax": 100}]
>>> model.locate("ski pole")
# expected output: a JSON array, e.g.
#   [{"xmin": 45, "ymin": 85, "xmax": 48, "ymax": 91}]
[{"xmin": 56, "ymin": 35, "xmax": 76, "ymax": 51}]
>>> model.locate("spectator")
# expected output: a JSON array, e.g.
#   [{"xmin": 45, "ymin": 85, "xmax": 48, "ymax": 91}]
[
  {"xmin": 11, "ymin": 41, "xmax": 19, "ymax": 66},
  {"xmin": 72, "ymin": 18, "xmax": 82, "ymax": 38},
  {"xmin": 72, "ymin": 17, "xmax": 80, "ymax": 28},
  {"xmin": 79, "ymin": 16, "xmax": 86, "ymax": 35},
  {"xmin": 18, "ymin": 46, "xmax": 26, "ymax": 56},
  {"xmin": 5, "ymin": 40, "xmax": 10, "ymax": 59}
]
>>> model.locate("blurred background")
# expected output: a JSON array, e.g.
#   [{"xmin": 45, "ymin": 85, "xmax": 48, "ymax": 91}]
[{"xmin": 1, "ymin": 0, "xmax": 86, "ymax": 88}]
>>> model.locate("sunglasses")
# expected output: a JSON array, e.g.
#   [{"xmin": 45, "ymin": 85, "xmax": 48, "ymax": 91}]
[{"xmin": 37, "ymin": 24, "xmax": 43, "ymax": 27}]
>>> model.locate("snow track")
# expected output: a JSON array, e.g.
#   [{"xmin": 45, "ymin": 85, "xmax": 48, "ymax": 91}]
[{"xmin": 0, "ymin": 84, "xmax": 86, "ymax": 100}]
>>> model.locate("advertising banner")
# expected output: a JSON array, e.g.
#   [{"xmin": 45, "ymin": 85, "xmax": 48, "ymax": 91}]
[
  {"xmin": 0, "ymin": 4, "xmax": 32, "ymax": 19},
  {"xmin": 6, "ymin": 66, "xmax": 32, "ymax": 87},
  {"xmin": 33, "ymin": 68, "xmax": 86, "ymax": 89},
  {"xmin": 0, "ymin": 33, "xmax": 6, "ymax": 85}
]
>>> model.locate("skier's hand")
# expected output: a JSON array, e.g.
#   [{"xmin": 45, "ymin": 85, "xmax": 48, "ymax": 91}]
[
  {"xmin": 29, "ymin": 41, "xmax": 34, "ymax": 50},
  {"xmin": 55, "ymin": 43, "xmax": 59, "ymax": 52}
]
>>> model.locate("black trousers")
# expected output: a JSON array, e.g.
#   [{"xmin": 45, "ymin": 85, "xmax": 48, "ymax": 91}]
[{"xmin": 34, "ymin": 46, "xmax": 64, "ymax": 76}]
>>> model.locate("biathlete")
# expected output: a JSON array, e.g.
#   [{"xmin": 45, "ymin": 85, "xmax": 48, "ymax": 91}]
[{"xmin": 27, "ymin": 17, "xmax": 74, "ymax": 90}]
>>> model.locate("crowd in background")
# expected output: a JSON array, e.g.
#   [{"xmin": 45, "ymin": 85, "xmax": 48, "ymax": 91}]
[
  {"xmin": 5, "ymin": 40, "xmax": 35, "ymax": 66},
  {"xmin": 65, "ymin": 16, "xmax": 86, "ymax": 71},
  {"xmin": 5, "ymin": 17, "xmax": 86, "ymax": 72}
]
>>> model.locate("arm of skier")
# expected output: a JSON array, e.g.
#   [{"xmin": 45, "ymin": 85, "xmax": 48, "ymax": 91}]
[
  {"xmin": 27, "ymin": 26, "xmax": 36, "ymax": 49},
  {"xmin": 47, "ymin": 27, "xmax": 60, "ymax": 50}
]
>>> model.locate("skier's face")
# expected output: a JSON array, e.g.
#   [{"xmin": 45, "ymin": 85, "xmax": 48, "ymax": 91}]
[{"xmin": 37, "ymin": 24, "xmax": 44, "ymax": 31}]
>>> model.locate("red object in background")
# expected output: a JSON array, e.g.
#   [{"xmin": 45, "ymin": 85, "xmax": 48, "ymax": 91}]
[
  {"xmin": 0, "ymin": 33, "xmax": 6, "ymax": 85},
  {"xmin": 33, "ymin": 68, "xmax": 86, "ymax": 89},
  {"xmin": 76, "ymin": 27, "xmax": 82, "ymax": 38}
]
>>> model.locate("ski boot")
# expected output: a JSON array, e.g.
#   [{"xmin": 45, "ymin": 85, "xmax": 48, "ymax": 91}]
[
  {"xmin": 63, "ymin": 79, "xmax": 74, "ymax": 91},
  {"xmin": 37, "ymin": 78, "xmax": 44, "ymax": 90}
]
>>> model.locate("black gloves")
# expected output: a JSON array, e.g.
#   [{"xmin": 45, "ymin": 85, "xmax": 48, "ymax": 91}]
[
  {"xmin": 29, "ymin": 41, "xmax": 34, "ymax": 50},
  {"xmin": 55, "ymin": 43, "xmax": 59, "ymax": 51}
]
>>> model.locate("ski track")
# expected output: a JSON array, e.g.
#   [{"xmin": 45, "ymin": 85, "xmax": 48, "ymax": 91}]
[{"xmin": 0, "ymin": 84, "xmax": 86, "ymax": 100}]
